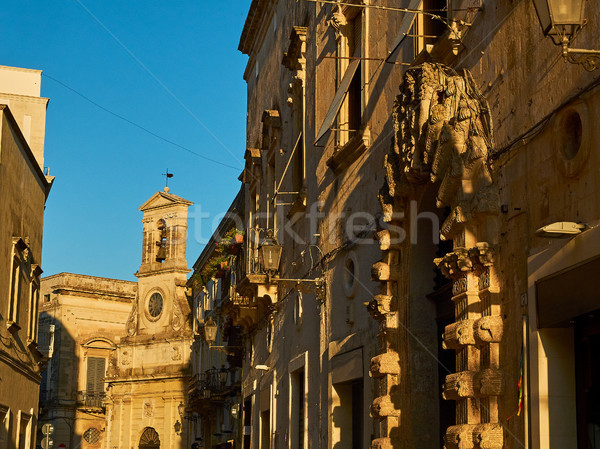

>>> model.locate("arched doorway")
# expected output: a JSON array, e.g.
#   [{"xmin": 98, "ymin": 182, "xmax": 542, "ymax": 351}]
[{"xmin": 139, "ymin": 427, "xmax": 160, "ymax": 449}]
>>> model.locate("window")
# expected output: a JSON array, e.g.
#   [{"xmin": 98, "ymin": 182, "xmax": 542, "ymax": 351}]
[
  {"xmin": 336, "ymin": 8, "xmax": 363, "ymax": 148},
  {"xmin": 86, "ymin": 356, "xmax": 106, "ymax": 404},
  {"xmin": 27, "ymin": 266, "xmax": 42, "ymax": 345},
  {"xmin": 8, "ymin": 254, "xmax": 22, "ymax": 331},
  {"xmin": 414, "ymin": 0, "xmax": 447, "ymax": 55},
  {"xmin": 83, "ymin": 428, "xmax": 102, "ymax": 445},
  {"xmin": 15, "ymin": 411, "xmax": 31, "ymax": 449},
  {"xmin": 315, "ymin": 7, "xmax": 365, "ymax": 151}
]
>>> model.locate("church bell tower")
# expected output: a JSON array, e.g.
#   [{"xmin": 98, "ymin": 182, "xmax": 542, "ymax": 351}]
[{"xmin": 129, "ymin": 187, "xmax": 193, "ymax": 337}]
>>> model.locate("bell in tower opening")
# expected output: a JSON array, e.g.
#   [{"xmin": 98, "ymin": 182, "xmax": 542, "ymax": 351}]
[{"xmin": 155, "ymin": 219, "xmax": 167, "ymax": 262}]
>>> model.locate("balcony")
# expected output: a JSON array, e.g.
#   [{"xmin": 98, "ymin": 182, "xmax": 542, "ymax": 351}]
[
  {"xmin": 233, "ymin": 229, "xmax": 277, "ymax": 301},
  {"xmin": 188, "ymin": 368, "xmax": 238, "ymax": 414},
  {"xmin": 77, "ymin": 391, "xmax": 106, "ymax": 410}
]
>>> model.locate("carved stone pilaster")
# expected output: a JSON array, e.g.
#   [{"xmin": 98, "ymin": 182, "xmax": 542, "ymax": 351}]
[{"xmin": 373, "ymin": 63, "xmax": 502, "ymax": 447}]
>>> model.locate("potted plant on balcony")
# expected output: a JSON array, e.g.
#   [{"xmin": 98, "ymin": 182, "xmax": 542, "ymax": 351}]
[{"xmin": 223, "ymin": 228, "xmax": 244, "ymax": 254}]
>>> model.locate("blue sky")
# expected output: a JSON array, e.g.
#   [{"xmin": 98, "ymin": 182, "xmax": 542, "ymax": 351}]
[{"xmin": 2, "ymin": 0, "xmax": 251, "ymax": 281}]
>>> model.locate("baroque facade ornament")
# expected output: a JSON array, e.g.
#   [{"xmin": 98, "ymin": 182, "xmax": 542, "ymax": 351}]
[
  {"xmin": 381, "ymin": 63, "xmax": 497, "ymax": 239},
  {"xmin": 126, "ymin": 296, "xmax": 138, "ymax": 336}
]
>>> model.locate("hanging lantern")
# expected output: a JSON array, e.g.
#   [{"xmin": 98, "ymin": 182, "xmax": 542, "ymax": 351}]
[{"xmin": 258, "ymin": 230, "xmax": 282, "ymax": 274}]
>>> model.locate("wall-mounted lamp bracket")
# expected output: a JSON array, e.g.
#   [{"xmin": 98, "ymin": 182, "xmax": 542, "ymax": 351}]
[{"xmin": 277, "ymin": 277, "xmax": 327, "ymax": 301}]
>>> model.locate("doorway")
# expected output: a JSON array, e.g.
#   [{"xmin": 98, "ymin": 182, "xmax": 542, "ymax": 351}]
[{"xmin": 575, "ymin": 313, "xmax": 600, "ymax": 448}]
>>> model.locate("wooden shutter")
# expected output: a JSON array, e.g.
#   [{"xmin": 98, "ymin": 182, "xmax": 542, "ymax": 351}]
[{"xmin": 87, "ymin": 357, "xmax": 106, "ymax": 392}]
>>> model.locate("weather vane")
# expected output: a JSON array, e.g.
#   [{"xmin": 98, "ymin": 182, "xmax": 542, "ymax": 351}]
[{"xmin": 162, "ymin": 169, "xmax": 174, "ymax": 189}]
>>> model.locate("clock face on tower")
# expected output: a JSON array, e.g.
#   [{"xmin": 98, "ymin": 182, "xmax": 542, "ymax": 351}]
[{"xmin": 148, "ymin": 292, "xmax": 164, "ymax": 318}]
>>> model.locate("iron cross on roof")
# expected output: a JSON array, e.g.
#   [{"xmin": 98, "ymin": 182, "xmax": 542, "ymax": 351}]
[{"xmin": 162, "ymin": 169, "xmax": 174, "ymax": 188}]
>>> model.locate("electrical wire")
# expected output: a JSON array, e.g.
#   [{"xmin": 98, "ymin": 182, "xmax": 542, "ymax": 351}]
[
  {"xmin": 42, "ymin": 73, "xmax": 241, "ymax": 171},
  {"xmin": 492, "ymin": 74, "xmax": 600, "ymax": 160}
]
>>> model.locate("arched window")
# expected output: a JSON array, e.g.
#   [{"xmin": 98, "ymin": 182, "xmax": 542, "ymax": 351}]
[{"xmin": 139, "ymin": 427, "xmax": 160, "ymax": 449}]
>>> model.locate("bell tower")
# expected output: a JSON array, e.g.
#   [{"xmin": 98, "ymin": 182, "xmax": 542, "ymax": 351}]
[
  {"xmin": 138, "ymin": 187, "xmax": 192, "ymax": 274},
  {"xmin": 107, "ymin": 187, "xmax": 194, "ymax": 449},
  {"xmin": 129, "ymin": 187, "xmax": 193, "ymax": 337}
]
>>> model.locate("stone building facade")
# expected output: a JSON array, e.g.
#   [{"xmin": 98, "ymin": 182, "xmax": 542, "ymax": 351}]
[
  {"xmin": 0, "ymin": 65, "xmax": 53, "ymax": 449},
  {"xmin": 38, "ymin": 273, "xmax": 136, "ymax": 449},
  {"xmin": 38, "ymin": 190, "xmax": 195, "ymax": 449},
  {"xmin": 105, "ymin": 189, "xmax": 195, "ymax": 449},
  {"xmin": 191, "ymin": 0, "xmax": 600, "ymax": 448}
]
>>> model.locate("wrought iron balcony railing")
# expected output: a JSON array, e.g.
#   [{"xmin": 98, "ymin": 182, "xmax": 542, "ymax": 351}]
[{"xmin": 77, "ymin": 391, "xmax": 106, "ymax": 409}]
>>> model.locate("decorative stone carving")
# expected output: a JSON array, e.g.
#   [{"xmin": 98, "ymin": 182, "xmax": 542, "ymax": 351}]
[
  {"xmin": 474, "ymin": 316, "xmax": 503, "ymax": 345},
  {"xmin": 375, "ymin": 229, "xmax": 391, "ymax": 251},
  {"xmin": 452, "ymin": 274, "xmax": 468, "ymax": 295},
  {"xmin": 143, "ymin": 399, "xmax": 154, "ymax": 418},
  {"xmin": 171, "ymin": 346, "xmax": 182, "ymax": 361},
  {"xmin": 435, "ymin": 247, "xmax": 472, "ymax": 279},
  {"xmin": 443, "ymin": 371, "xmax": 476, "ymax": 400},
  {"xmin": 476, "ymin": 368, "xmax": 504, "ymax": 396},
  {"xmin": 382, "ymin": 63, "xmax": 497, "ymax": 240},
  {"xmin": 444, "ymin": 316, "xmax": 503, "ymax": 349},
  {"xmin": 370, "ymin": 353, "xmax": 400, "ymax": 377},
  {"xmin": 371, "ymin": 262, "xmax": 400, "ymax": 281},
  {"xmin": 444, "ymin": 369, "xmax": 504, "ymax": 399},
  {"xmin": 120, "ymin": 350, "xmax": 131, "ymax": 366},
  {"xmin": 445, "ymin": 424, "xmax": 476, "ymax": 449},
  {"xmin": 365, "ymin": 295, "xmax": 393, "ymax": 320},
  {"xmin": 478, "ymin": 268, "xmax": 490, "ymax": 290},
  {"xmin": 126, "ymin": 297, "xmax": 138, "ymax": 336},
  {"xmin": 327, "ymin": 5, "xmax": 347, "ymax": 40},
  {"xmin": 283, "ymin": 26, "xmax": 307, "ymax": 107},
  {"xmin": 172, "ymin": 298, "xmax": 183, "ymax": 332},
  {"xmin": 473, "ymin": 423, "xmax": 503, "ymax": 449},
  {"xmin": 468, "ymin": 242, "xmax": 495, "ymax": 267},
  {"xmin": 443, "ymin": 320, "xmax": 476, "ymax": 349},
  {"xmin": 371, "ymin": 395, "xmax": 401, "ymax": 418}
]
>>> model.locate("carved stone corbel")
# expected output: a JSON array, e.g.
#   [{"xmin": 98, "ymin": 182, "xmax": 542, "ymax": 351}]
[
  {"xmin": 370, "ymin": 353, "xmax": 400, "ymax": 377},
  {"xmin": 371, "ymin": 395, "xmax": 401, "ymax": 418},
  {"xmin": 365, "ymin": 294, "xmax": 393, "ymax": 321}
]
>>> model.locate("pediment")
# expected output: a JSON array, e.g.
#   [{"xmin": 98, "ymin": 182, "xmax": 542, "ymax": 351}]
[{"xmin": 139, "ymin": 191, "xmax": 193, "ymax": 212}]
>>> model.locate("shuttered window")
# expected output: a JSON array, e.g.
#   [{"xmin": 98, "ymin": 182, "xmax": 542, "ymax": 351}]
[{"xmin": 86, "ymin": 357, "xmax": 106, "ymax": 393}]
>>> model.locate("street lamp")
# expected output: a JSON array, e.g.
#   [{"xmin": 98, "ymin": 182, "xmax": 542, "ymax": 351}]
[
  {"xmin": 218, "ymin": 365, "xmax": 229, "ymax": 388},
  {"xmin": 533, "ymin": 0, "xmax": 585, "ymax": 44},
  {"xmin": 258, "ymin": 230, "xmax": 282, "ymax": 275},
  {"xmin": 203, "ymin": 317, "xmax": 218, "ymax": 345},
  {"xmin": 178, "ymin": 402, "xmax": 185, "ymax": 421},
  {"xmin": 532, "ymin": 0, "xmax": 600, "ymax": 70}
]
